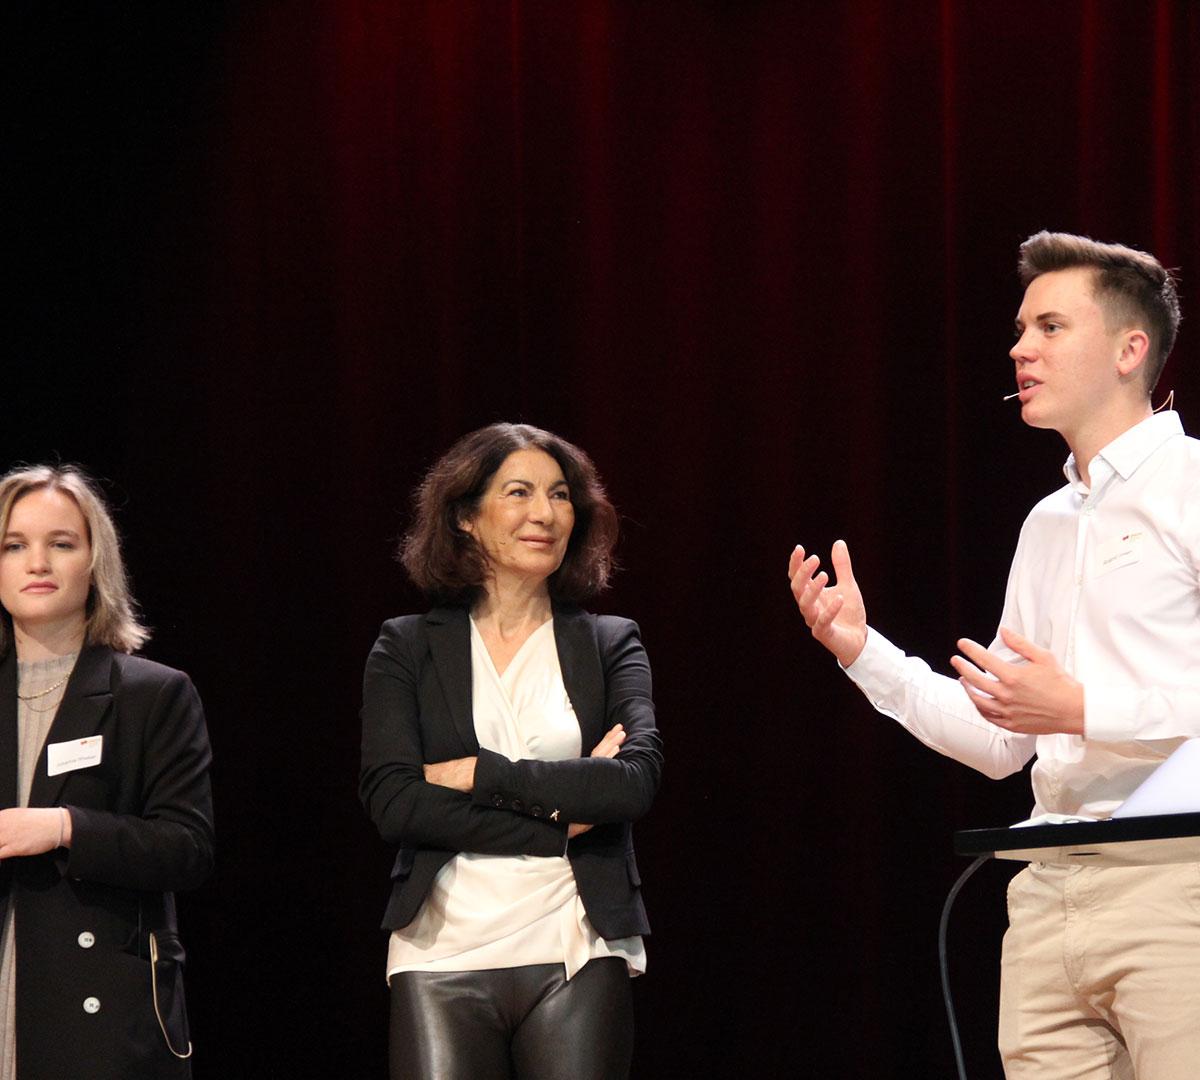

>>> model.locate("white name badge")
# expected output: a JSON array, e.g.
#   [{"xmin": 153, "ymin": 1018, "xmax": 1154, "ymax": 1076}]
[
  {"xmin": 1095, "ymin": 531, "xmax": 1144, "ymax": 577},
  {"xmin": 47, "ymin": 735, "xmax": 103, "ymax": 777}
]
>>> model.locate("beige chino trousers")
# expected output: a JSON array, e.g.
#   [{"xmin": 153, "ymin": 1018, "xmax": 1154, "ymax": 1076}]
[{"xmin": 999, "ymin": 861, "xmax": 1200, "ymax": 1079}]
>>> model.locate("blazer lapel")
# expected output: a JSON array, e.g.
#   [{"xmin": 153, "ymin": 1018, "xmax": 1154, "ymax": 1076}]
[
  {"xmin": 553, "ymin": 605, "xmax": 605, "ymax": 753},
  {"xmin": 29, "ymin": 645, "xmax": 114, "ymax": 809},
  {"xmin": 0, "ymin": 650, "xmax": 17, "ymax": 811},
  {"xmin": 424, "ymin": 607, "xmax": 479, "ymax": 753}
]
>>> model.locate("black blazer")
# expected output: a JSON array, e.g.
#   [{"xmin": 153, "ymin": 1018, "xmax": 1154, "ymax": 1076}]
[
  {"xmin": 360, "ymin": 603, "xmax": 662, "ymax": 940},
  {"xmin": 0, "ymin": 645, "xmax": 214, "ymax": 1080}
]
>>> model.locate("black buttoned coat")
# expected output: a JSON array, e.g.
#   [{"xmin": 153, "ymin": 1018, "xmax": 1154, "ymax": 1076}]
[
  {"xmin": 0, "ymin": 645, "xmax": 214, "ymax": 1080},
  {"xmin": 359, "ymin": 604, "xmax": 662, "ymax": 940}
]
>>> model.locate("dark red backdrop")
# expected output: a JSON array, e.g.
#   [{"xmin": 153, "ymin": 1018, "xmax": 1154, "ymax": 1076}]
[{"xmin": 9, "ymin": 3, "xmax": 1200, "ymax": 1076}]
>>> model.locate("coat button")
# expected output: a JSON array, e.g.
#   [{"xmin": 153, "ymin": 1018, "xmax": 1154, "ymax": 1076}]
[
  {"xmin": 511, "ymin": 799, "xmax": 524, "ymax": 813},
  {"xmin": 83, "ymin": 997, "xmax": 101, "ymax": 1014},
  {"xmin": 530, "ymin": 804, "xmax": 544, "ymax": 818},
  {"xmin": 491, "ymin": 794, "xmax": 505, "ymax": 808},
  {"xmin": 77, "ymin": 931, "xmax": 95, "ymax": 949}
]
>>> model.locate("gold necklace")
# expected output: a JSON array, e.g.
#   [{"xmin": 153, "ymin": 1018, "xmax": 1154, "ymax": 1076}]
[
  {"xmin": 17, "ymin": 673, "xmax": 71, "ymax": 701},
  {"xmin": 22, "ymin": 688, "xmax": 68, "ymax": 714}
]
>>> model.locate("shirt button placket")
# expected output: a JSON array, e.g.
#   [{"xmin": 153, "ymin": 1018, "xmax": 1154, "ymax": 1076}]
[{"xmin": 1066, "ymin": 499, "xmax": 1093, "ymax": 672}]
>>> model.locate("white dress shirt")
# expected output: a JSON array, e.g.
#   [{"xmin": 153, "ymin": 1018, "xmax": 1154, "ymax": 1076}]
[{"xmin": 844, "ymin": 411, "xmax": 1200, "ymax": 819}]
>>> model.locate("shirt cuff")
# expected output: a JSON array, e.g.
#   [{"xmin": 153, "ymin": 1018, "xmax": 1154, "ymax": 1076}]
[
  {"xmin": 1083, "ymin": 684, "xmax": 1141, "ymax": 742},
  {"xmin": 841, "ymin": 627, "xmax": 906, "ymax": 698}
]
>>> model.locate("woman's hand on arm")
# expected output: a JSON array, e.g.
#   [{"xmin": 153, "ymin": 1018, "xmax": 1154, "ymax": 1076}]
[
  {"xmin": 423, "ymin": 756, "xmax": 477, "ymax": 793},
  {"xmin": 589, "ymin": 724, "xmax": 625, "ymax": 759},
  {"xmin": 565, "ymin": 725, "xmax": 626, "ymax": 837},
  {"xmin": 0, "ymin": 807, "xmax": 71, "ymax": 858}
]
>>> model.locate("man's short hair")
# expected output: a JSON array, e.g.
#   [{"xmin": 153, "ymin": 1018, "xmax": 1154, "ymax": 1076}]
[{"xmin": 1018, "ymin": 231, "xmax": 1181, "ymax": 393}]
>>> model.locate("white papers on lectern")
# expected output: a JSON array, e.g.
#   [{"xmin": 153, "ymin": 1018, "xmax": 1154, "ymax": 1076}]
[
  {"xmin": 1010, "ymin": 812, "xmax": 1102, "ymax": 828},
  {"xmin": 1112, "ymin": 738, "xmax": 1200, "ymax": 818}
]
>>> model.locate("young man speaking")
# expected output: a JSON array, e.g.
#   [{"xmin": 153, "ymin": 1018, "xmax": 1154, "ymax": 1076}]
[{"xmin": 790, "ymin": 232, "xmax": 1198, "ymax": 1078}]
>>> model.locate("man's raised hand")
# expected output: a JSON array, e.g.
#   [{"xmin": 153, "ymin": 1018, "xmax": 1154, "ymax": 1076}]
[{"xmin": 788, "ymin": 539, "xmax": 868, "ymax": 668}]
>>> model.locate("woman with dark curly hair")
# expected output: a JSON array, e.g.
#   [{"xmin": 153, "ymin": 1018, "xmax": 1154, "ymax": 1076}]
[{"xmin": 360, "ymin": 423, "xmax": 662, "ymax": 1080}]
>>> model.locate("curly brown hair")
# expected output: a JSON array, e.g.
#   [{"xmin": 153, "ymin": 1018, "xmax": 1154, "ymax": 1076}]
[
  {"xmin": 399, "ymin": 423, "xmax": 619, "ymax": 604},
  {"xmin": 1018, "ymin": 231, "xmax": 1181, "ymax": 392}
]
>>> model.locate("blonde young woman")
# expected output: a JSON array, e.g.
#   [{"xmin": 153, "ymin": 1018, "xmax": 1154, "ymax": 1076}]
[
  {"xmin": 0, "ymin": 465, "xmax": 213, "ymax": 1080},
  {"xmin": 361, "ymin": 423, "xmax": 662, "ymax": 1080}
]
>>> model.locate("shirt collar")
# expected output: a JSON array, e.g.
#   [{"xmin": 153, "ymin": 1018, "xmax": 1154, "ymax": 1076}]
[{"xmin": 1062, "ymin": 410, "xmax": 1184, "ymax": 488}]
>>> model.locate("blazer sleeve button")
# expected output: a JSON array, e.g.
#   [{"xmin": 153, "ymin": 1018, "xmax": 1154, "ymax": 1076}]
[
  {"xmin": 83, "ymin": 997, "xmax": 101, "ymax": 1014},
  {"xmin": 511, "ymin": 799, "xmax": 524, "ymax": 813},
  {"xmin": 530, "ymin": 805, "xmax": 544, "ymax": 818},
  {"xmin": 77, "ymin": 931, "xmax": 96, "ymax": 949},
  {"xmin": 491, "ymin": 794, "xmax": 505, "ymax": 808}
]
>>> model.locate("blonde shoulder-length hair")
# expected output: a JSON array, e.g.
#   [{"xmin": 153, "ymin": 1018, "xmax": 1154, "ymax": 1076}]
[{"xmin": 0, "ymin": 464, "xmax": 149, "ymax": 655}]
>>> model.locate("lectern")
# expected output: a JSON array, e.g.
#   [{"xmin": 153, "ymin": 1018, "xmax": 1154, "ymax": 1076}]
[{"xmin": 954, "ymin": 810, "xmax": 1200, "ymax": 866}]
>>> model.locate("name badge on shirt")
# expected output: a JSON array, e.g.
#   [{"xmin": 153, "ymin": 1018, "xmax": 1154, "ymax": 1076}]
[
  {"xmin": 47, "ymin": 735, "xmax": 103, "ymax": 777},
  {"xmin": 1094, "ymin": 531, "xmax": 1144, "ymax": 577}
]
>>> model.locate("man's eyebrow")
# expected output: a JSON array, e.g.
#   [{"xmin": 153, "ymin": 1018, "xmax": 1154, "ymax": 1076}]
[{"xmin": 1015, "ymin": 310, "xmax": 1068, "ymax": 330}]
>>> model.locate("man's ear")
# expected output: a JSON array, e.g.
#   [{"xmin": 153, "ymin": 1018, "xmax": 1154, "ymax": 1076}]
[{"xmin": 1116, "ymin": 329, "xmax": 1151, "ymax": 381}]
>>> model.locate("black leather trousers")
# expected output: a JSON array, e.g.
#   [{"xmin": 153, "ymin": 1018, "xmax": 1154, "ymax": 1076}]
[{"xmin": 388, "ymin": 957, "xmax": 634, "ymax": 1080}]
